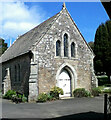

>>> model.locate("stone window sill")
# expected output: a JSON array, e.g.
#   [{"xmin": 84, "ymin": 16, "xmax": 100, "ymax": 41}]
[
  {"xmin": 55, "ymin": 56, "xmax": 78, "ymax": 60},
  {"xmin": 55, "ymin": 56, "xmax": 61, "ymax": 58}
]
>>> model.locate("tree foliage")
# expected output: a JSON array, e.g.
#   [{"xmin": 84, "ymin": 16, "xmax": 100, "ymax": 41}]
[
  {"xmin": 94, "ymin": 20, "xmax": 111, "ymax": 83},
  {"xmin": 0, "ymin": 38, "xmax": 8, "ymax": 56}
]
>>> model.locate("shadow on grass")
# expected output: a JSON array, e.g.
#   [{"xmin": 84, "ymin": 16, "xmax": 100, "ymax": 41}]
[{"xmin": 2, "ymin": 111, "xmax": 104, "ymax": 120}]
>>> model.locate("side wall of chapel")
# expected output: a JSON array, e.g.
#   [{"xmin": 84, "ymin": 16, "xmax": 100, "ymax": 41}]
[{"xmin": 2, "ymin": 53, "xmax": 31, "ymax": 97}]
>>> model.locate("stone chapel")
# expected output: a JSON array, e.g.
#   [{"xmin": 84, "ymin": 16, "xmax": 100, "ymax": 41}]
[{"xmin": 1, "ymin": 3, "xmax": 98, "ymax": 101}]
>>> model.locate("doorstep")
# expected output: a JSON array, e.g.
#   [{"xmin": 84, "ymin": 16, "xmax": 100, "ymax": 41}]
[{"xmin": 60, "ymin": 96, "xmax": 74, "ymax": 100}]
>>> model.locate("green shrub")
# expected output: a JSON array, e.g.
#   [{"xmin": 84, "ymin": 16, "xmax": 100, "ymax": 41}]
[
  {"xmin": 11, "ymin": 93, "xmax": 27, "ymax": 103},
  {"xmin": 91, "ymin": 87, "xmax": 101, "ymax": 96},
  {"xmin": 37, "ymin": 93, "xmax": 48, "ymax": 102},
  {"xmin": 22, "ymin": 94, "xmax": 27, "ymax": 102},
  {"xmin": 85, "ymin": 90, "xmax": 91, "ymax": 97},
  {"xmin": 50, "ymin": 86, "xmax": 63, "ymax": 99},
  {"xmin": 47, "ymin": 93, "xmax": 53, "ymax": 101},
  {"xmin": 73, "ymin": 88, "xmax": 91, "ymax": 97},
  {"xmin": 3, "ymin": 90, "xmax": 17, "ymax": 99},
  {"xmin": 97, "ymin": 86, "xmax": 105, "ymax": 92},
  {"xmin": 11, "ymin": 94, "xmax": 18, "ymax": 102},
  {"xmin": 18, "ymin": 94, "xmax": 22, "ymax": 99},
  {"xmin": 103, "ymin": 89, "xmax": 111, "ymax": 94},
  {"xmin": 3, "ymin": 90, "xmax": 27, "ymax": 103}
]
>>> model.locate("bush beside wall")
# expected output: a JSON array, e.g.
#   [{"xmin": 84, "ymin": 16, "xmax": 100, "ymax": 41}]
[
  {"xmin": 37, "ymin": 86, "xmax": 63, "ymax": 102},
  {"xmin": 91, "ymin": 87, "xmax": 101, "ymax": 96},
  {"xmin": 3, "ymin": 90, "xmax": 27, "ymax": 103},
  {"xmin": 73, "ymin": 88, "xmax": 91, "ymax": 97}
]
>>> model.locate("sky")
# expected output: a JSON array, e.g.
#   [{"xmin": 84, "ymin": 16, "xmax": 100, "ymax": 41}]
[{"xmin": 0, "ymin": 1, "xmax": 109, "ymax": 47}]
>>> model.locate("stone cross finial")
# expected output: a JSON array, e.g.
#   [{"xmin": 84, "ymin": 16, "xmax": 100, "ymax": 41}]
[{"xmin": 62, "ymin": 2, "xmax": 66, "ymax": 9}]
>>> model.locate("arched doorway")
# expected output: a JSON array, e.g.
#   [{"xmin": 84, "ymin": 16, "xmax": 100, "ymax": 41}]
[
  {"xmin": 58, "ymin": 69, "xmax": 71, "ymax": 97},
  {"xmin": 56, "ymin": 63, "xmax": 77, "ymax": 98}
]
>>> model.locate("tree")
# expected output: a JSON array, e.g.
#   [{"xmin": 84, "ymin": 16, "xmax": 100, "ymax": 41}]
[
  {"xmin": 104, "ymin": 20, "xmax": 111, "ymax": 82},
  {"xmin": 0, "ymin": 38, "xmax": 8, "ymax": 56},
  {"xmin": 88, "ymin": 41, "xmax": 94, "ymax": 51},
  {"xmin": 94, "ymin": 20, "xmax": 111, "ymax": 83},
  {"xmin": 94, "ymin": 24, "xmax": 104, "ymax": 73}
]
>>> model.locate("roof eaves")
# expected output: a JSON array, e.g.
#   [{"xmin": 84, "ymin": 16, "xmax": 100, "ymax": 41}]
[{"xmin": 1, "ymin": 50, "xmax": 30, "ymax": 63}]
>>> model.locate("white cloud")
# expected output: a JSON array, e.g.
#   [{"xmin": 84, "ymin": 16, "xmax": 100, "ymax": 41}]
[{"xmin": 0, "ymin": 2, "xmax": 46, "ymax": 46}]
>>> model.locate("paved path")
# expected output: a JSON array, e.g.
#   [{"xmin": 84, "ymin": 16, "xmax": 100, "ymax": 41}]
[{"xmin": 1, "ymin": 96, "xmax": 104, "ymax": 120}]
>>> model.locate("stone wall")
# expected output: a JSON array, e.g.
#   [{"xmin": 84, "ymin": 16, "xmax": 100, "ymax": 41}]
[{"xmin": 2, "ymin": 53, "xmax": 31, "ymax": 96}]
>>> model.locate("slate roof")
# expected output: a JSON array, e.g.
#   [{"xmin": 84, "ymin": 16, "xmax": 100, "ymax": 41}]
[{"xmin": 1, "ymin": 11, "xmax": 60, "ymax": 63}]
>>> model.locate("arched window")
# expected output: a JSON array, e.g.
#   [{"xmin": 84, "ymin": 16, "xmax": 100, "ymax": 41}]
[
  {"xmin": 18, "ymin": 64, "xmax": 20, "ymax": 82},
  {"xmin": 64, "ymin": 33, "xmax": 68, "ymax": 57},
  {"xmin": 71, "ymin": 42, "xmax": 75, "ymax": 57},
  {"xmin": 56, "ymin": 40, "xmax": 61, "ymax": 56},
  {"xmin": 15, "ymin": 65, "xmax": 17, "ymax": 82}
]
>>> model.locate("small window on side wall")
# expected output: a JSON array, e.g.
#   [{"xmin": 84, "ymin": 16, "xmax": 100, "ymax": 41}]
[
  {"xmin": 15, "ymin": 65, "xmax": 17, "ymax": 82},
  {"xmin": 18, "ymin": 64, "xmax": 20, "ymax": 82},
  {"xmin": 56, "ymin": 40, "xmax": 61, "ymax": 56},
  {"xmin": 71, "ymin": 42, "xmax": 75, "ymax": 57}
]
